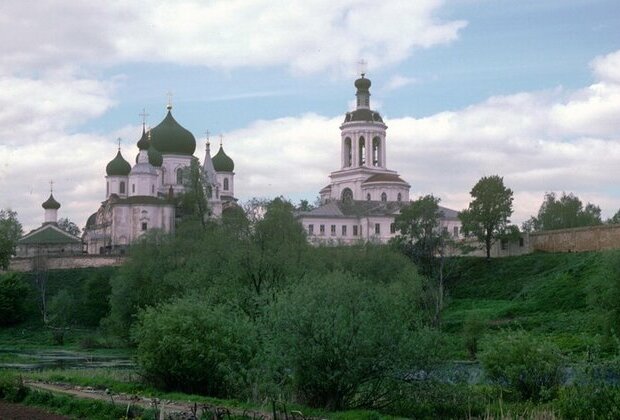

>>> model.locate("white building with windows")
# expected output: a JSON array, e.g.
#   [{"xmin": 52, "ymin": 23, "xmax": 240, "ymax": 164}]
[
  {"xmin": 83, "ymin": 104, "xmax": 237, "ymax": 254},
  {"xmin": 299, "ymin": 74, "xmax": 461, "ymax": 244}
]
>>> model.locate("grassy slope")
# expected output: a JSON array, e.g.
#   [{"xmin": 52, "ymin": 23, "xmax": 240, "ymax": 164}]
[{"xmin": 443, "ymin": 250, "xmax": 620, "ymax": 360}]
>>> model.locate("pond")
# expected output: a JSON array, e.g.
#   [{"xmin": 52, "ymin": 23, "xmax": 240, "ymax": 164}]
[{"xmin": 0, "ymin": 348, "xmax": 134, "ymax": 371}]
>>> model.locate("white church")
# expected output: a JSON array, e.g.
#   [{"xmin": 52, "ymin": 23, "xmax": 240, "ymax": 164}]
[
  {"xmin": 83, "ymin": 104, "xmax": 237, "ymax": 254},
  {"xmin": 298, "ymin": 73, "xmax": 461, "ymax": 244}
]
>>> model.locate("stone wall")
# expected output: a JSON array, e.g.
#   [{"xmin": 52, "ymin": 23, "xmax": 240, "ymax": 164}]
[
  {"xmin": 5, "ymin": 255, "xmax": 125, "ymax": 273},
  {"xmin": 529, "ymin": 224, "xmax": 620, "ymax": 253}
]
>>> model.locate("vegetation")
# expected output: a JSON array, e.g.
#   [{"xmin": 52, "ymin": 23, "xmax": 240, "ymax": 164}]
[
  {"xmin": 459, "ymin": 175, "xmax": 514, "ymax": 258},
  {"xmin": 523, "ymin": 191, "xmax": 602, "ymax": 231},
  {"xmin": 0, "ymin": 208, "xmax": 22, "ymax": 269},
  {"xmin": 57, "ymin": 217, "xmax": 81, "ymax": 236},
  {"xmin": 0, "ymin": 273, "xmax": 30, "ymax": 326}
]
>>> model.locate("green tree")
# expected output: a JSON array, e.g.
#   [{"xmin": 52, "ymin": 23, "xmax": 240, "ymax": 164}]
[
  {"xmin": 268, "ymin": 272, "xmax": 438, "ymax": 410},
  {"xmin": 0, "ymin": 209, "xmax": 23, "ymax": 270},
  {"xmin": 132, "ymin": 297, "xmax": 257, "ymax": 397},
  {"xmin": 608, "ymin": 209, "xmax": 620, "ymax": 225},
  {"xmin": 528, "ymin": 192, "xmax": 602, "ymax": 231},
  {"xmin": 459, "ymin": 175, "xmax": 514, "ymax": 259},
  {"xmin": 57, "ymin": 217, "xmax": 81, "ymax": 236},
  {"xmin": 178, "ymin": 157, "xmax": 209, "ymax": 228},
  {"xmin": 0, "ymin": 273, "xmax": 30, "ymax": 326}
]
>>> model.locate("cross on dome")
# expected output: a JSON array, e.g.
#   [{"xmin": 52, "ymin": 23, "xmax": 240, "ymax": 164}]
[
  {"xmin": 357, "ymin": 58, "xmax": 368, "ymax": 77},
  {"xmin": 139, "ymin": 108, "xmax": 149, "ymax": 128},
  {"xmin": 166, "ymin": 91, "xmax": 173, "ymax": 110},
  {"xmin": 49, "ymin": 180, "xmax": 54, "ymax": 193}
]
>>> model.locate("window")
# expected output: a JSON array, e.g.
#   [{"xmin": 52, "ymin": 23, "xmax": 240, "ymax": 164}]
[
  {"xmin": 342, "ymin": 225, "xmax": 347, "ymax": 236},
  {"xmin": 308, "ymin": 224, "xmax": 314, "ymax": 235},
  {"xmin": 344, "ymin": 137, "xmax": 352, "ymax": 167},
  {"xmin": 331, "ymin": 224, "xmax": 336, "ymax": 236},
  {"xmin": 366, "ymin": 193, "xmax": 371, "ymax": 201},
  {"xmin": 375, "ymin": 223, "xmax": 381, "ymax": 235},
  {"xmin": 390, "ymin": 223, "xmax": 396, "ymax": 234},
  {"xmin": 341, "ymin": 188, "xmax": 353, "ymax": 203},
  {"xmin": 106, "ymin": 182, "xmax": 109, "ymax": 196},
  {"xmin": 161, "ymin": 168, "xmax": 165, "ymax": 185},
  {"xmin": 381, "ymin": 192, "xmax": 387, "ymax": 202},
  {"xmin": 519, "ymin": 237, "xmax": 524, "ymax": 247},
  {"xmin": 372, "ymin": 137, "xmax": 381, "ymax": 166},
  {"xmin": 176, "ymin": 168, "xmax": 183, "ymax": 185},
  {"xmin": 151, "ymin": 185, "xmax": 155, "ymax": 194},
  {"xmin": 501, "ymin": 239, "xmax": 507, "ymax": 250},
  {"xmin": 132, "ymin": 184, "xmax": 135, "ymax": 193},
  {"xmin": 453, "ymin": 226, "xmax": 459, "ymax": 237},
  {"xmin": 359, "ymin": 137, "xmax": 366, "ymax": 166},
  {"xmin": 223, "ymin": 178, "xmax": 229, "ymax": 191},
  {"xmin": 353, "ymin": 225, "xmax": 358, "ymax": 236},
  {"xmin": 141, "ymin": 222, "xmax": 147, "ymax": 231},
  {"xmin": 397, "ymin": 192, "xmax": 402, "ymax": 202},
  {"xmin": 320, "ymin": 224, "xmax": 325, "ymax": 235},
  {"xmin": 120, "ymin": 181, "xmax": 125, "ymax": 194},
  {"xmin": 442, "ymin": 226, "xmax": 448, "ymax": 235}
]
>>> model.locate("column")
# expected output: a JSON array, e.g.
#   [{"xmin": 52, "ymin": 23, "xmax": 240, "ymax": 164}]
[{"xmin": 381, "ymin": 135, "xmax": 387, "ymax": 167}]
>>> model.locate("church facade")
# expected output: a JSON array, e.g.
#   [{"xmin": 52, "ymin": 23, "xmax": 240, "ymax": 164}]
[
  {"xmin": 299, "ymin": 74, "xmax": 461, "ymax": 244},
  {"xmin": 83, "ymin": 104, "xmax": 236, "ymax": 254}
]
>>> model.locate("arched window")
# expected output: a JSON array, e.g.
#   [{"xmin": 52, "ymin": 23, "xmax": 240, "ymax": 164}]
[
  {"xmin": 372, "ymin": 137, "xmax": 381, "ymax": 166},
  {"xmin": 223, "ymin": 178, "xmax": 229, "ymax": 191},
  {"xmin": 106, "ymin": 182, "xmax": 109, "ymax": 196},
  {"xmin": 341, "ymin": 188, "xmax": 353, "ymax": 203},
  {"xmin": 161, "ymin": 167, "xmax": 165, "ymax": 185},
  {"xmin": 381, "ymin": 192, "xmax": 387, "ymax": 202},
  {"xmin": 359, "ymin": 137, "xmax": 365, "ymax": 166},
  {"xmin": 132, "ymin": 184, "xmax": 135, "ymax": 193},
  {"xmin": 120, "ymin": 181, "xmax": 125, "ymax": 194},
  {"xmin": 397, "ymin": 192, "xmax": 402, "ymax": 202},
  {"xmin": 176, "ymin": 168, "xmax": 183, "ymax": 185},
  {"xmin": 344, "ymin": 137, "xmax": 352, "ymax": 167},
  {"xmin": 366, "ymin": 193, "xmax": 371, "ymax": 201},
  {"xmin": 206, "ymin": 186, "xmax": 212, "ymax": 198},
  {"xmin": 151, "ymin": 185, "xmax": 155, "ymax": 194}
]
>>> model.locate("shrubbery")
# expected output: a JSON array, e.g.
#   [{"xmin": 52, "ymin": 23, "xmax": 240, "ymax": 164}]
[
  {"xmin": 480, "ymin": 332, "xmax": 564, "ymax": 401},
  {"xmin": 0, "ymin": 273, "xmax": 30, "ymax": 326},
  {"xmin": 132, "ymin": 297, "xmax": 258, "ymax": 397}
]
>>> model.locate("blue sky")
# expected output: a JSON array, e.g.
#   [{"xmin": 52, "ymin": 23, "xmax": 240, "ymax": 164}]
[{"xmin": 0, "ymin": 0, "xmax": 619, "ymax": 231}]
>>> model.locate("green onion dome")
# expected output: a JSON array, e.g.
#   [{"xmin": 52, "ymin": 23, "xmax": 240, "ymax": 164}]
[
  {"xmin": 355, "ymin": 75, "xmax": 371, "ymax": 91},
  {"xmin": 42, "ymin": 193, "xmax": 61, "ymax": 209},
  {"xmin": 147, "ymin": 145, "xmax": 163, "ymax": 167},
  {"xmin": 136, "ymin": 126, "xmax": 150, "ymax": 150},
  {"xmin": 212, "ymin": 145, "xmax": 234, "ymax": 172},
  {"xmin": 106, "ymin": 150, "xmax": 131, "ymax": 176},
  {"xmin": 150, "ymin": 107, "xmax": 196, "ymax": 155}
]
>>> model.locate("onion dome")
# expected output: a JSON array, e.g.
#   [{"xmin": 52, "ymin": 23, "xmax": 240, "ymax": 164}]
[
  {"xmin": 212, "ymin": 145, "xmax": 234, "ymax": 172},
  {"xmin": 355, "ymin": 75, "xmax": 371, "ymax": 91},
  {"xmin": 42, "ymin": 193, "xmax": 61, "ymax": 209},
  {"xmin": 136, "ymin": 126, "xmax": 150, "ymax": 150},
  {"xmin": 106, "ymin": 150, "xmax": 131, "ymax": 176},
  {"xmin": 150, "ymin": 107, "xmax": 196, "ymax": 155},
  {"xmin": 147, "ymin": 146, "xmax": 163, "ymax": 167}
]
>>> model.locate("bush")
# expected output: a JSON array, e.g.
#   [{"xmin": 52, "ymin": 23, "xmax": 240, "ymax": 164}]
[
  {"xmin": 0, "ymin": 371, "xmax": 28, "ymax": 402},
  {"xmin": 463, "ymin": 312, "xmax": 487, "ymax": 359},
  {"xmin": 267, "ymin": 272, "xmax": 435, "ymax": 410},
  {"xmin": 480, "ymin": 332, "xmax": 564, "ymax": 401},
  {"xmin": 556, "ymin": 385, "xmax": 620, "ymax": 419},
  {"xmin": 0, "ymin": 273, "xmax": 30, "ymax": 326},
  {"xmin": 132, "ymin": 297, "xmax": 257, "ymax": 398}
]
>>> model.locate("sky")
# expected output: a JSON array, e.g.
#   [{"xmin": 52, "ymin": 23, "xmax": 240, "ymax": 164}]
[{"xmin": 0, "ymin": 0, "xmax": 619, "ymax": 232}]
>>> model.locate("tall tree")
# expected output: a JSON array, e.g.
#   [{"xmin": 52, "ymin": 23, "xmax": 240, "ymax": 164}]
[
  {"xmin": 528, "ymin": 192, "xmax": 602, "ymax": 231},
  {"xmin": 57, "ymin": 217, "xmax": 81, "ymax": 236},
  {"xmin": 0, "ymin": 209, "xmax": 23, "ymax": 270},
  {"xmin": 179, "ymin": 158, "xmax": 209, "ymax": 228},
  {"xmin": 459, "ymin": 175, "xmax": 514, "ymax": 259}
]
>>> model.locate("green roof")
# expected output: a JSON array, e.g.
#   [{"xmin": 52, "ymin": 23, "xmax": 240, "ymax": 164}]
[
  {"xmin": 42, "ymin": 193, "xmax": 61, "ymax": 209},
  {"xmin": 343, "ymin": 109, "xmax": 383, "ymax": 123},
  {"xmin": 137, "ymin": 126, "xmax": 150, "ymax": 150},
  {"xmin": 150, "ymin": 109, "xmax": 196, "ymax": 155},
  {"xmin": 106, "ymin": 150, "xmax": 131, "ymax": 176},
  {"xmin": 19, "ymin": 224, "xmax": 82, "ymax": 245},
  {"xmin": 212, "ymin": 145, "xmax": 234, "ymax": 172}
]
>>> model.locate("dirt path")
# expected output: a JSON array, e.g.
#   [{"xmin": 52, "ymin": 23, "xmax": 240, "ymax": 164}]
[
  {"xmin": 0, "ymin": 399, "xmax": 70, "ymax": 420},
  {"xmin": 25, "ymin": 381, "xmax": 311, "ymax": 419}
]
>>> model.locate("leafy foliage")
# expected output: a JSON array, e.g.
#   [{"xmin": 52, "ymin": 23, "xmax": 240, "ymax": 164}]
[
  {"xmin": 0, "ymin": 273, "xmax": 30, "ymax": 326},
  {"xmin": 525, "ymin": 192, "xmax": 602, "ymax": 231},
  {"xmin": 480, "ymin": 331, "xmax": 564, "ymax": 401},
  {"xmin": 0, "ymin": 209, "xmax": 23, "ymax": 269},
  {"xmin": 178, "ymin": 157, "xmax": 210, "ymax": 227},
  {"xmin": 459, "ymin": 175, "xmax": 514, "ymax": 258},
  {"xmin": 132, "ymin": 297, "xmax": 257, "ymax": 398},
  {"xmin": 57, "ymin": 217, "xmax": 81, "ymax": 236}
]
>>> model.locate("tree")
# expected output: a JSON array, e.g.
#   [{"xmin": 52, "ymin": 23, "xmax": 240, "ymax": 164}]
[
  {"xmin": 178, "ymin": 158, "xmax": 209, "ymax": 228},
  {"xmin": 57, "ymin": 217, "xmax": 81, "ymax": 237},
  {"xmin": 608, "ymin": 209, "xmax": 620, "ymax": 225},
  {"xmin": 459, "ymin": 175, "xmax": 514, "ymax": 259},
  {"xmin": 0, "ymin": 273, "xmax": 30, "ymax": 326},
  {"xmin": 528, "ymin": 192, "xmax": 602, "ymax": 231},
  {"xmin": 0, "ymin": 209, "xmax": 23, "ymax": 270}
]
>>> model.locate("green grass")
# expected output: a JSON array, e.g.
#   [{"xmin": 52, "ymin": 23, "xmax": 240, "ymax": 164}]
[{"xmin": 442, "ymin": 250, "xmax": 620, "ymax": 361}]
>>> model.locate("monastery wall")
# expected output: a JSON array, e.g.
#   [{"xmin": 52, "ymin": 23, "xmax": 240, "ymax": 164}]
[
  {"xmin": 529, "ymin": 224, "xmax": 620, "ymax": 253},
  {"xmin": 6, "ymin": 255, "xmax": 125, "ymax": 273}
]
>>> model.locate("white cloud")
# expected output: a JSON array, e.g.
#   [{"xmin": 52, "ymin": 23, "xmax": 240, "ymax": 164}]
[
  {"xmin": 591, "ymin": 50, "xmax": 620, "ymax": 84},
  {"xmin": 226, "ymin": 50, "xmax": 620, "ymax": 225},
  {"xmin": 0, "ymin": 0, "xmax": 465, "ymax": 75},
  {"xmin": 384, "ymin": 75, "xmax": 418, "ymax": 91}
]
